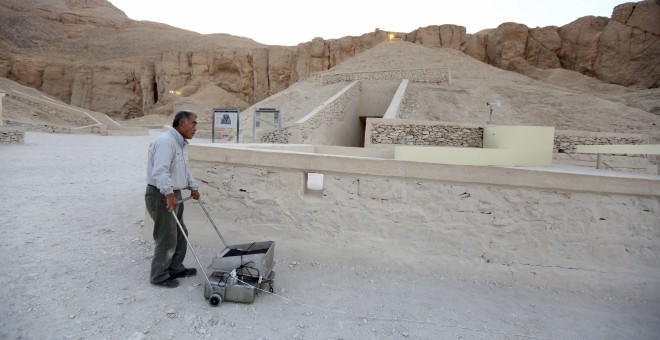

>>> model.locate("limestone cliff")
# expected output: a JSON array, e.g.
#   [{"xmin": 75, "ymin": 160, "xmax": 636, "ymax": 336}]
[{"xmin": 0, "ymin": 0, "xmax": 657, "ymax": 119}]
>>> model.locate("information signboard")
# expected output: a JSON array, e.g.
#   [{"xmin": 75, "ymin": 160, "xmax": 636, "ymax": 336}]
[{"xmin": 212, "ymin": 108, "xmax": 240, "ymax": 143}]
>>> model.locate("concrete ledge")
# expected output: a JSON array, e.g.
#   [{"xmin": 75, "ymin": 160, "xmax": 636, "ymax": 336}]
[
  {"xmin": 214, "ymin": 143, "xmax": 395, "ymax": 159},
  {"xmin": 190, "ymin": 144, "xmax": 660, "ymax": 197},
  {"xmin": 576, "ymin": 144, "xmax": 660, "ymax": 170},
  {"xmin": 395, "ymin": 146, "xmax": 515, "ymax": 166},
  {"xmin": 576, "ymin": 144, "xmax": 660, "ymax": 155},
  {"xmin": 185, "ymin": 143, "xmax": 660, "ymax": 299},
  {"xmin": 382, "ymin": 79, "xmax": 408, "ymax": 119}
]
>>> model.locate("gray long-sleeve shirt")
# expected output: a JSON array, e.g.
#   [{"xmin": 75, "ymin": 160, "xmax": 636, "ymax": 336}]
[{"xmin": 146, "ymin": 127, "xmax": 199, "ymax": 195}]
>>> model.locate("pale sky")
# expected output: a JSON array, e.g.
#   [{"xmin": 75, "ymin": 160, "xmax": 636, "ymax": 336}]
[{"xmin": 109, "ymin": 0, "xmax": 629, "ymax": 46}]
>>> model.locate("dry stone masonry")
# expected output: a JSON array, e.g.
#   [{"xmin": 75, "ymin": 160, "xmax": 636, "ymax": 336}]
[
  {"xmin": 0, "ymin": 126, "xmax": 25, "ymax": 144},
  {"xmin": 321, "ymin": 68, "xmax": 450, "ymax": 85},
  {"xmin": 370, "ymin": 123, "xmax": 483, "ymax": 147},
  {"xmin": 367, "ymin": 120, "xmax": 653, "ymax": 157},
  {"xmin": 260, "ymin": 81, "xmax": 362, "ymax": 144},
  {"xmin": 554, "ymin": 130, "xmax": 649, "ymax": 156}
]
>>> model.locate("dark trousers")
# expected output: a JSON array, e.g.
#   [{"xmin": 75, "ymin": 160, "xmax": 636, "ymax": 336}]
[{"xmin": 145, "ymin": 185, "xmax": 188, "ymax": 283}]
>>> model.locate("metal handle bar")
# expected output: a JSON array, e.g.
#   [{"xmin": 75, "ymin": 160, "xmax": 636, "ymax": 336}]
[
  {"xmin": 171, "ymin": 211, "xmax": 214, "ymax": 290},
  {"xmin": 195, "ymin": 200, "xmax": 228, "ymax": 247},
  {"xmin": 177, "ymin": 196, "xmax": 193, "ymax": 204},
  {"xmin": 175, "ymin": 196, "xmax": 228, "ymax": 247}
]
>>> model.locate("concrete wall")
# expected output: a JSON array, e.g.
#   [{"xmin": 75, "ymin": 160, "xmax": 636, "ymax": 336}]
[
  {"xmin": 299, "ymin": 81, "xmax": 362, "ymax": 146},
  {"xmin": 394, "ymin": 146, "xmax": 515, "ymax": 166},
  {"xmin": 261, "ymin": 81, "xmax": 399, "ymax": 147},
  {"xmin": 259, "ymin": 82, "xmax": 361, "ymax": 145},
  {"xmin": 174, "ymin": 144, "xmax": 660, "ymax": 300},
  {"xmin": 357, "ymin": 80, "xmax": 399, "ymax": 117}
]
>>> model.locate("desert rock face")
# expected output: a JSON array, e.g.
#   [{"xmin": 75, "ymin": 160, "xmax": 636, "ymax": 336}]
[
  {"xmin": 594, "ymin": 1, "xmax": 660, "ymax": 87},
  {"xmin": 0, "ymin": 0, "xmax": 658, "ymax": 118},
  {"xmin": 485, "ymin": 22, "xmax": 530, "ymax": 70},
  {"xmin": 557, "ymin": 16, "xmax": 609, "ymax": 77}
]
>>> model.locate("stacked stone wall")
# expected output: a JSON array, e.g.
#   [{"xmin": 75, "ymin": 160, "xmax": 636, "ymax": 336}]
[
  {"xmin": 554, "ymin": 130, "xmax": 649, "ymax": 156},
  {"xmin": 11, "ymin": 96, "xmax": 96, "ymax": 127},
  {"xmin": 368, "ymin": 120, "xmax": 651, "ymax": 156},
  {"xmin": 2, "ymin": 120, "xmax": 72, "ymax": 134},
  {"xmin": 321, "ymin": 68, "xmax": 450, "ymax": 85},
  {"xmin": 370, "ymin": 123, "xmax": 483, "ymax": 147},
  {"xmin": 0, "ymin": 126, "xmax": 25, "ymax": 144}
]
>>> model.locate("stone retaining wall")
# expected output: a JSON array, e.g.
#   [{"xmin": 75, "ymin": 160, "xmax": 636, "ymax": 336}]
[
  {"xmin": 260, "ymin": 82, "xmax": 361, "ymax": 145},
  {"xmin": 366, "ymin": 119, "xmax": 652, "ymax": 156},
  {"xmin": 321, "ymin": 68, "xmax": 450, "ymax": 85},
  {"xmin": 0, "ymin": 126, "xmax": 25, "ymax": 144},
  {"xmin": 554, "ymin": 130, "xmax": 649, "ymax": 156},
  {"xmin": 11, "ymin": 95, "xmax": 96, "ymax": 127},
  {"xmin": 2, "ymin": 120, "xmax": 72, "ymax": 134},
  {"xmin": 368, "ymin": 119, "xmax": 483, "ymax": 147}
]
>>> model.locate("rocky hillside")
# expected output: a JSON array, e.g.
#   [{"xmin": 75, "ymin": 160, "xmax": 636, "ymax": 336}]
[{"xmin": 0, "ymin": 0, "xmax": 658, "ymax": 120}]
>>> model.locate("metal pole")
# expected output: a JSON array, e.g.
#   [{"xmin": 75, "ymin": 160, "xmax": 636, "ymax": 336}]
[
  {"xmin": 171, "ymin": 210, "xmax": 213, "ymax": 290},
  {"xmin": 278, "ymin": 110, "xmax": 282, "ymax": 144},
  {"xmin": 211, "ymin": 110, "xmax": 215, "ymax": 143},
  {"xmin": 196, "ymin": 200, "xmax": 228, "ymax": 247},
  {"xmin": 252, "ymin": 109, "xmax": 257, "ymax": 143},
  {"xmin": 236, "ymin": 111, "xmax": 240, "ymax": 144}
]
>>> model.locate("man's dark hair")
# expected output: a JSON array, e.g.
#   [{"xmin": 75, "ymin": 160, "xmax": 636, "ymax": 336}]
[{"xmin": 172, "ymin": 110, "xmax": 197, "ymax": 128}]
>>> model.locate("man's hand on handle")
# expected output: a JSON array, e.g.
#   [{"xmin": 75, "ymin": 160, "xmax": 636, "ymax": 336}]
[
  {"xmin": 166, "ymin": 190, "xmax": 200, "ymax": 212},
  {"xmin": 166, "ymin": 193, "xmax": 178, "ymax": 212}
]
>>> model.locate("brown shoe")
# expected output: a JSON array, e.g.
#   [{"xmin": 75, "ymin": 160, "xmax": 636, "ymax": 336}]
[
  {"xmin": 152, "ymin": 277, "xmax": 180, "ymax": 288},
  {"xmin": 171, "ymin": 268, "xmax": 197, "ymax": 279}
]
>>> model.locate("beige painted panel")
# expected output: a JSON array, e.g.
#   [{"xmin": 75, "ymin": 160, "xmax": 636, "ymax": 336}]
[
  {"xmin": 483, "ymin": 125, "xmax": 555, "ymax": 166},
  {"xmin": 394, "ymin": 146, "xmax": 516, "ymax": 166},
  {"xmin": 576, "ymin": 144, "xmax": 660, "ymax": 155},
  {"xmin": 0, "ymin": 91, "xmax": 5, "ymax": 126}
]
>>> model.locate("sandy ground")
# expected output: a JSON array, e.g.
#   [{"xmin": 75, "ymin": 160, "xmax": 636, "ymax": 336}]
[{"xmin": 1, "ymin": 131, "xmax": 659, "ymax": 340}]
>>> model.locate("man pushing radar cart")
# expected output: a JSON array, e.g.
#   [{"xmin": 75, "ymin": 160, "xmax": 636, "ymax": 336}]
[{"xmin": 172, "ymin": 197, "xmax": 276, "ymax": 306}]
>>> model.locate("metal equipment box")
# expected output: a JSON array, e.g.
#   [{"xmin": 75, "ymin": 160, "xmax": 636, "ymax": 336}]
[{"xmin": 210, "ymin": 241, "xmax": 275, "ymax": 279}]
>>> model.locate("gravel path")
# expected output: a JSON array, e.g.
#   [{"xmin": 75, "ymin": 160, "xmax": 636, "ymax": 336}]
[{"xmin": 1, "ymin": 132, "xmax": 658, "ymax": 340}]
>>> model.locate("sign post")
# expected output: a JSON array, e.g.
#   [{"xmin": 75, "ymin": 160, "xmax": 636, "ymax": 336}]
[
  {"xmin": 212, "ymin": 108, "xmax": 239, "ymax": 143},
  {"xmin": 253, "ymin": 108, "xmax": 282, "ymax": 143}
]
